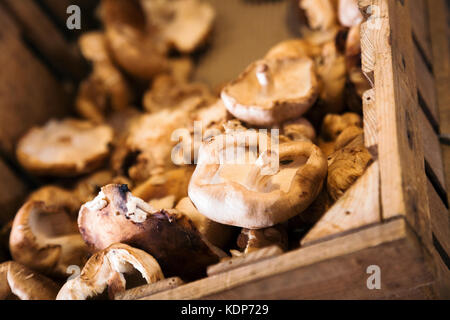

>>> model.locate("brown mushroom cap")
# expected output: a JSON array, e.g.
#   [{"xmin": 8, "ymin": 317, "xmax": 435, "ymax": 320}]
[
  {"xmin": 265, "ymin": 39, "xmax": 321, "ymax": 60},
  {"xmin": 17, "ymin": 119, "xmax": 113, "ymax": 177},
  {"xmin": 338, "ymin": 0, "xmax": 363, "ymax": 28},
  {"xmin": 221, "ymin": 57, "xmax": 319, "ymax": 126},
  {"xmin": 28, "ymin": 185, "xmax": 82, "ymax": 216},
  {"xmin": 56, "ymin": 243, "xmax": 164, "ymax": 300},
  {"xmin": 282, "ymin": 117, "xmax": 316, "ymax": 142},
  {"xmin": 143, "ymin": 74, "xmax": 213, "ymax": 113},
  {"xmin": 100, "ymin": 0, "xmax": 169, "ymax": 79},
  {"xmin": 141, "ymin": 0, "xmax": 215, "ymax": 53},
  {"xmin": 321, "ymin": 112, "xmax": 362, "ymax": 141},
  {"xmin": 78, "ymin": 184, "xmax": 225, "ymax": 280},
  {"xmin": 76, "ymin": 62, "xmax": 134, "ymax": 124},
  {"xmin": 9, "ymin": 200, "xmax": 89, "ymax": 278},
  {"xmin": 327, "ymin": 132, "xmax": 372, "ymax": 201},
  {"xmin": 0, "ymin": 261, "xmax": 59, "ymax": 300},
  {"xmin": 78, "ymin": 31, "xmax": 110, "ymax": 63},
  {"xmin": 188, "ymin": 129, "xmax": 328, "ymax": 229}
]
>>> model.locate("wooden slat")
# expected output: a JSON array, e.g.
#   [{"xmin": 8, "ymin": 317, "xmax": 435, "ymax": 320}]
[
  {"xmin": 362, "ymin": 89, "xmax": 378, "ymax": 151},
  {"xmin": 301, "ymin": 161, "xmax": 381, "ymax": 246},
  {"xmin": 360, "ymin": 0, "xmax": 432, "ymax": 252},
  {"xmin": 414, "ymin": 43, "xmax": 439, "ymax": 127},
  {"xmin": 419, "ymin": 108, "xmax": 446, "ymax": 189},
  {"xmin": 0, "ymin": 159, "xmax": 28, "ymax": 225},
  {"xmin": 427, "ymin": 0, "xmax": 450, "ymax": 201},
  {"xmin": 207, "ymin": 246, "xmax": 283, "ymax": 277},
  {"xmin": 408, "ymin": 0, "xmax": 433, "ymax": 66},
  {"xmin": 115, "ymin": 277, "xmax": 184, "ymax": 300},
  {"xmin": 3, "ymin": 0, "xmax": 87, "ymax": 80},
  {"xmin": 142, "ymin": 219, "xmax": 434, "ymax": 300},
  {"xmin": 0, "ymin": 6, "xmax": 70, "ymax": 157},
  {"xmin": 427, "ymin": 179, "xmax": 450, "ymax": 256}
]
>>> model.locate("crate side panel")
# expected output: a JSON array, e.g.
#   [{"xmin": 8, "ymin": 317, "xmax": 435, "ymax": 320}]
[{"xmin": 0, "ymin": 6, "xmax": 70, "ymax": 158}]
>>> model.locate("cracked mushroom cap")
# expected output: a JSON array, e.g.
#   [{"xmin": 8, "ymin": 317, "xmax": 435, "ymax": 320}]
[
  {"xmin": 0, "ymin": 261, "xmax": 59, "ymax": 300},
  {"xmin": 338, "ymin": 0, "xmax": 363, "ymax": 27},
  {"xmin": 221, "ymin": 57, "xmax": 319, "ymax": 126},
  {"xmin": 188, "ymin": 129, "xmax": 328, "ymax": 229},
  {"xmin": 56, "ymin": 243, "xmax": 163, "ymax": 300},
  {"xmin": 141, "ymin": 0, "xmax": 215, "ymax": 53},
  {"xmin": 9, "ymin": 200, "xmax": 89, "ymax": 278},
  {"xmin": 78, "ymin": 184, "xmax": 226, "ymax": 280},
  {"xmin": 17, "ymin": 119, "xmax": 113, "ymax": 177},
  {"xmin": 100, "ymin": 0, "xmax": 169, "ymax": 79}
]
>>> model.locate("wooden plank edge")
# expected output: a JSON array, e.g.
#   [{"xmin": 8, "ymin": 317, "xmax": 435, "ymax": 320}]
[
  {"xmin": 207, "ymin": 246, "xmax": 283, "ymax": 277},
  {"xmin": 115, "ymin": 277, "xmax": 184, "ymax": 300},
  {"xmin": 141, "ymin": 218, "xmax": 411, "ymax": 299}
]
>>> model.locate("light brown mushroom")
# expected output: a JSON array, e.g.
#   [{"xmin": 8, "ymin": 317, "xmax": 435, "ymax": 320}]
[
  {"xmin": 9, "ymin": 200, "xmax": 89, "ymax": 278},
  {"xmin": 175, "ymin": 197, "xmax": 236, "ymax": 249},
  {"xmin": 143, "ymin": 74, "xmax": 213, "ymax": 113},
  {"xmin": 265, "ymin": 39, "xmax": 321, "ymax": 60},
  {"xmin": 315, "ymin": 40, "xmax": 347, "ymax": 114},
  {"xmin": 28, "ymin": 185, "xmax": 82, "ymax": 216},
  {"xmin": 221, "ymin": 57, "xmax": 319, "ymax": 126},
  {"xmin": 338, "ymin": 0, "xmax": 363, "ymax": 28},
  {"xmin": 100, "ymin": 0, "xmax": 170, "ymax": 80},
  {"xmin": 188, "ymin": 128, "xmax": 328, "ymax": 229},
  {"xmin": 237, "ymin": 226, "xmax": 288, "ymax": 254},
  {"xmin": 318, "ymin": 112, "xmax": 362, "ymax": 156},
  {"xmin": 299, "ymin": 0, "xmax": 338, "ymax": 31},
  {"xmin": 56, "ymin": 243, "xmax": 163, "ymax": 300},
  {"xmin": 76, "ymin": 32, "xmax": 134, "ymax": 123},
  {"xmin": 141, "ymin": 0, "xmax": 215, "ymax": 53},
  {"xmin": 320, "ymin": 112, "xmax": 362, "ymax": 141},
  {"xmin": 0, "ymin": 261, "xmax": 59, "ymax": 300},
  {"xmin": 282, "ymin": 117, "xmax": 316, "ymax": 142},
  {"xmin": 78, "ymin": 184, "xmax": 226, "ymax": 280},
  {"xmin": 327, "ymin": 131, "xmax": 372, "ymax": 201},
  {"xmin": 122, "ymin": 107, "xmax": 194, "ymax": 183},
  {"xmin": 132, "ymin": 167, "xmax": 194, "ymax": 203},
  {"xmin": 17, "ymin": 119, "xmax": 113, "ymax": 177}
]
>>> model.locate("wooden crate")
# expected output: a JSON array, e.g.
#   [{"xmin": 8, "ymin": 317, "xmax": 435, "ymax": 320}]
[{"xmin": 0, "ymin": 0, "xmax": 448, "ymax": 299}]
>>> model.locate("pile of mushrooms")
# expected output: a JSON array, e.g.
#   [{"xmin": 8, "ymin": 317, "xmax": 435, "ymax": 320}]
[{"xmin": 0, "ymin": 0, "xmax": 373, "ymax": 300}]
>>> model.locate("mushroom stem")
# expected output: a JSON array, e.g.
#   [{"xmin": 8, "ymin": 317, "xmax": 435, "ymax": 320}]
[{"xmin": 255, "ymin": 63, "xmax": 272, "ymax": 89}]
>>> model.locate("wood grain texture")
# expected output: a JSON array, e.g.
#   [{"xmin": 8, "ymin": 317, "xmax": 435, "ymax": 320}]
[
  {"xmin": 301, "ymin": 161, "xmax": 381, "ymax": 246},
  {"xmin": 409, "ymin": 0, "xmax": 433, "ymax": 66},
  {"xmin": 418, "ymin": 108, "xmax": 446, "ymax": 190},
  {"xmin": 3, "ymin": 0, "xmax": 87, "ymax": 80},
  {"xmin": 360, "ymin": 0, "xmax": 432, "ymax": 252},
  {"xmin": 115, "ymin": 277, "xmax": 184, "ymax": 300},
  {"xmin": 141, "ymin": 219, "xmax": 433, "ymax": 299},
  {"xmin": 363, "ymin": 89, "xmax": 378, "ymax": 150},
  {"xmin": 427, "ymin": 179, "xmax": 450, "ymax": 256},
  {"xmin": 207, "ymin": 246, "xmax": 283, "ymax": 277},
  {"xmin": 414, "ymin": 43, "xmax": 439, "ymax": 127},
  {"xmin": 0, "ymin": 6, "xmax": 70, "ymax": 158}
]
